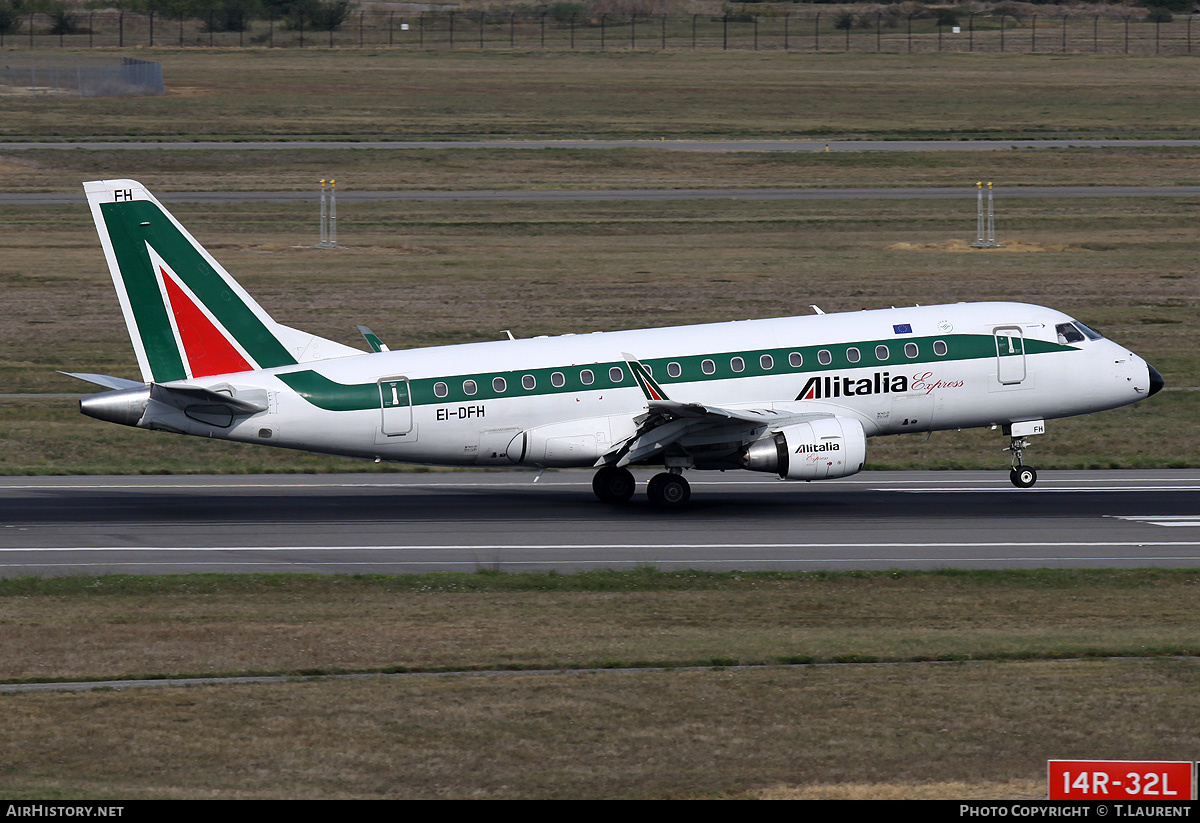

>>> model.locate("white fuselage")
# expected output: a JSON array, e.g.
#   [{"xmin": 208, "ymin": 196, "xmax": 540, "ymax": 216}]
[{"xmin": 135, "ymin": 301, "xmax": 1154, "ymax": 472}]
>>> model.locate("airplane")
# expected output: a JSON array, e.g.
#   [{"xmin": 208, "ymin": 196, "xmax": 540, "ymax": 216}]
[{"xmin": 68, "ymin": 178, "xmax": 1164, "ymax": 509}]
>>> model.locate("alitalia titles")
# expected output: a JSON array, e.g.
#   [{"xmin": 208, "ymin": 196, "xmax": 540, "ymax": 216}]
[
  {"xmin": 798, "ymin": 372, "xmax": 908, "ymax": 401},
  {"xmin": 794, "ymin": 442, "xmax": 840, "ymax": 454},
  {"xmin": 798, "ymin": 371, "xmax": 964, "ymax": 401}
]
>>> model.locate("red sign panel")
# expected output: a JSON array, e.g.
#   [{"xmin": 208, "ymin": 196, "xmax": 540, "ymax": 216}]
[{"xmin": 1049, "ymin": 760, "xmax": 1195, "ymax": 800}]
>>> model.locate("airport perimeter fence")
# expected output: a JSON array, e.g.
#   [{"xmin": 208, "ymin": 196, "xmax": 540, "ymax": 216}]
[
  {"xmin": 1, "ymin": 10, "xmax": 1199, "ymax": 56},
  {"xmin": 0, "ymin": 55, "xmax": 163, "ymax": 97}
]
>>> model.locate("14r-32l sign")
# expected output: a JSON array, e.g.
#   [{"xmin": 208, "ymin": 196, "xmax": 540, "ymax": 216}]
[{"xmin": 1049, "ymin": 760, "xmax": 1196, "ymax": 800}]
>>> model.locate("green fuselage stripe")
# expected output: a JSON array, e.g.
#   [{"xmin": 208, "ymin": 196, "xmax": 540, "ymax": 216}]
[{"xmin": 277, "ymin": 333, "xmax": 1075, "ymax": 413}]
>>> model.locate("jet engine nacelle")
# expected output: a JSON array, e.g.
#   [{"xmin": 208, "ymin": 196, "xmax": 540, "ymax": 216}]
[
  {"xmin": 508, "ymin": 416, "xmax": 637, "ymax": 468},
  {"xmin": 742, "ymin": 416, "xmax": 867, "ymax": 481}
]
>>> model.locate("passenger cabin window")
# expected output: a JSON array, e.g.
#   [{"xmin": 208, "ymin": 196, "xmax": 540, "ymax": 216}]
[
  {"xmin": 789, "ymin": 352, "xmax": 803, "ymax": 368},
  {"xmin": 551, "ymin": 372, "xmax": 565, "ymax": 388},
  {"xmin": 492, "ymin": 377, "xmax": 507, "ymax": 393},
  {"xmin": 522, "ymin": 374, "xmax": 536, "ymax": 390},
  {"xmin": 817, "ymin": 349, "xmax": 832, "ymax": 366},
  {"xmin": 730, "ymin": 357, "xmax": 745, "ymax": 373},
  {"xmin": 434, "ymin": 382, "xmax": 448, "ymax": 398},
  {"xmin": 904, "ymin": 342, "xmax": 919, "ymax": 358},
  {"xmin": 933, "ymin": 340, "xmax": 948, "ymax": 356},
  {"xmin": 581, "ymin": 369, "xmax": 595, "ymax": 386},
  {"xmin": 846, "ymin": 347, "xmax": 861, "ymax": 364},
  {"xmin": 463, "ymin": 379, "xmax": 478, "ymax": 396},
  {"xmin": 701, "ymin": 359, "xmax": 716, "ymax": 375},
  {"xmin": 667, "ymin": 362, "xmax": 682, "ymax": 378},
  {"xmin": 760, "ymin": 354, "xmax": 774, "ymax": 370},
  {"xmin": 876, "ymin": 345, "xmax": 890, "ymax": 361},
  {"xmin": 609, "ymin": 367, "xmax": 624, "ymax": 383}
]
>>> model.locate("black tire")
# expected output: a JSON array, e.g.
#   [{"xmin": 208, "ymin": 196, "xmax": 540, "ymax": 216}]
[
  {"xmin": 593, "ymin": 466, "xmax": 636, "ymax": 504},
  {"xmin": 1010, "ymin": 466, "xmax": 1037, "ymax": 488},
  {"xmin": 647, "ymin": 472, "xmax": 691, "ymax": 510}
]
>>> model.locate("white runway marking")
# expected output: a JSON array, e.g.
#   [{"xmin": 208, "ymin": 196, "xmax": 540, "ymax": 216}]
[
  {"xmin": 884, "ymin": 486, "xmax": 1200, "ymax": 493},
  {"xmin": 1108, "ymin": 516, "xmax": 1200, "ymax": 527}
]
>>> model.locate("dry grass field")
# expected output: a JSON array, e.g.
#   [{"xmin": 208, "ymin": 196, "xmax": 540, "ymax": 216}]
[
  {"xmin": 3, "ymin": 50, "xmax": 1199, "ymax": 141},
  {"xmin": 2, "ymin": 571, "xmax": 1199, "ymax": 800},
  {"xmin": 3, "ymin": 661, "xmax": 1194, "ymax": 799}
]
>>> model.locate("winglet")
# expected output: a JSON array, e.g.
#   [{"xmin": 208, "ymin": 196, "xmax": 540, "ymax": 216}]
[
  {"xmin": 356, "ymin": 325, "xmax": 390, "ymax": 352},
  {"xmin": 622, "ymin": 353, "xmax": 670, "ymax": 402}
]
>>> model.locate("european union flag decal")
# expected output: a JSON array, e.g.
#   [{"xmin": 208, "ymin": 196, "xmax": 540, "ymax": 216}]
[{"xmin": 893, "ymin": 323, "xmax": 912, "ymax": 335}]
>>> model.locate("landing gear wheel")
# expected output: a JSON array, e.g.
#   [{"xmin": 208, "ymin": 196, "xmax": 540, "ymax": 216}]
[
  {"xmin": 1010, "ymin": 466, "xmax": 1037, "ymax": 488},
  {"xmin": 647, "ymin": 472, "xmax": 691, "ymax": 510},
  {"xmin": 593, "ymin": 466, "xmax": 636, "ymax": 504}
]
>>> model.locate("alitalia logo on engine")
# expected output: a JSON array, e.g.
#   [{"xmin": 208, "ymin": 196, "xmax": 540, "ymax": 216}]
[
  {"xmin": 797, "ymin": 372, "xmax": 908, "ymax": 401},
  {"xmin": 795, "ymin": 442, "xmax": 840, "ymax": 454}
]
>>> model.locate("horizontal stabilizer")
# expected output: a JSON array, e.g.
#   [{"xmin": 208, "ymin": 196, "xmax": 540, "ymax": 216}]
[
  {"xmin": 60, "ymin": 372, "xmax": 146, "ymax": 391},
  {"xmin": 150, "ymin": 383, "xmax": 268, "ymax": 415}
]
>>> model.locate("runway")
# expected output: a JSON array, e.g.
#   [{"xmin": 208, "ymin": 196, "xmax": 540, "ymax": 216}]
[{"xmin": 2, "ymin": 470, "xmax": 1198, "ymax": 576}]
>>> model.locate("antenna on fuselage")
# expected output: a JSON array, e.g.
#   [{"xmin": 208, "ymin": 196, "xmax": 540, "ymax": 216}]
[{"xmin": 810, "ymin": 306, "xmax": 825, "ymax": 315}]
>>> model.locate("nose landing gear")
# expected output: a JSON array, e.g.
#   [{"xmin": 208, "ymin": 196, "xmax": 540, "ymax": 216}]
[
  {"xmin": 1002, "ymin": 420, "xmax": 1044, "ymax": 488},
  {"xmin": 1009, "ymin": 459, "xmax": 1038, "ymax": 489}
]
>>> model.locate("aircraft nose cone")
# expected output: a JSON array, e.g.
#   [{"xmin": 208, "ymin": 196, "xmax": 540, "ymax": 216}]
[{"xmin": 1147, "ymin": 363, "xmax": 1165, "ymax": 397}]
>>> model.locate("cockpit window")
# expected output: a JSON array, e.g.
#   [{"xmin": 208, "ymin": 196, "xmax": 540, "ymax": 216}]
[
  {"xmin": 1056, "ymin": 323, "xmax": 1086, "ymax": 345},
  {"xmin": 1057, "ymin": 321, "xmax": 1105, "ymax": 344}
]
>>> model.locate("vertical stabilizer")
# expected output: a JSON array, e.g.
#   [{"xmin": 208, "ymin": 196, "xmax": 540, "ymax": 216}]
[{"xmin": 84, "ymin": 179, "xmax": 360, "ymax": 383}]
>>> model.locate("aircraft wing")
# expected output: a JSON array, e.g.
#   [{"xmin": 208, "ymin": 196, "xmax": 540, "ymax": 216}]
[
  {"xmin": 646, "ymin": 399, "xmax": 802, "ymax": 424},
  {"xmin": 601, "ymin": 356, "xmax": 834, "ymax": 468}
]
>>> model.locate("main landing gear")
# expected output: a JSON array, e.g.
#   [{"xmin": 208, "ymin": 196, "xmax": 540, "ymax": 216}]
[
  {"xmin": 646, "ymin": 472, "xmax": 691, "ymax": 509},
  {"xmin": 592, "ymin": 466, "xmax": 692, "ymax": 509},
  {"xmin": 592, "ymin": 465, "xmax": 636, "ymax": 504}
]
